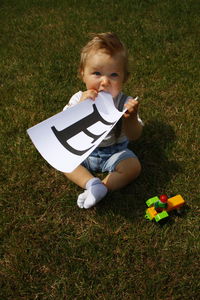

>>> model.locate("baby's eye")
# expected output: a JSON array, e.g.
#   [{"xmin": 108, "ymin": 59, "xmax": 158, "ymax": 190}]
[
  {"xmin": 93, "ymin": 71, "xmax": 101, "ymax": 76},
  {"xmin": 111, "ymin": 73, "xmax": 119, "ymax": 77}
]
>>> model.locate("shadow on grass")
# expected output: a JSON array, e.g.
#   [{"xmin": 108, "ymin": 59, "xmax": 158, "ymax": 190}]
[{"xmin": 96, "ymin": 120, "xmax": 182, "ymax": 221}]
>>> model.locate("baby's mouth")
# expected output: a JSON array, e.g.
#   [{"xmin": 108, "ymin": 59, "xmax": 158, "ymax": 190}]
[
  {"xmin": 98, "ymin": 89, "xmax": 110, "ymax": 94},
  {"xmin": 98, "ymin": 90, "xmax": 112, "ymax": 97}
]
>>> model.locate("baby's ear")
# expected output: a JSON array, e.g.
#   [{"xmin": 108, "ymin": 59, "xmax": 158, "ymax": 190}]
[
  {"xmin": 124, "ymin": 71, "xmax": 130, "ymax": 83},
  {"xmin": 80, "ymin": 69, "xmax": 84, "ymax": 78},
  {"xmin": 77, "ymin": 67, "xmax": 84, "ymax": 79}
]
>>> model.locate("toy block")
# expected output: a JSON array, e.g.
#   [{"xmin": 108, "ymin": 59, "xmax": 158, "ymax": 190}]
[
  {"xmin": 155, "ymin": 211, "xmax": 169, "ymax": 222},
  {"xmin": 167, "ymin": 195, "xmax": 185, "ymax": 212},
  {"xmin": 145, "ymin": 207, "xmax": 158, "ymax": 220},
  {"xmin": 146, "ymin": 196, "xmax": 159, "ymax": 207}
]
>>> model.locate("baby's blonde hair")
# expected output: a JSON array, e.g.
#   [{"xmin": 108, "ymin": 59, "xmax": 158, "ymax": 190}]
[{"xmin": 79, "ymin": 32, "xmax": 129, "ymax": 82}]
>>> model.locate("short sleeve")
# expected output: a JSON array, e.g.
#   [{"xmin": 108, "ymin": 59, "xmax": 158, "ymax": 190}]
[{"xmin": 63, "ymin": 91, "xmax": 82, "ymax": 110}]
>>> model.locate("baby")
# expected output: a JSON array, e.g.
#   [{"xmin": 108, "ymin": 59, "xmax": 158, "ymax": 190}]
[{"xmin": 63, "ymin": 32, "xmax": 143, "ymax": 209}]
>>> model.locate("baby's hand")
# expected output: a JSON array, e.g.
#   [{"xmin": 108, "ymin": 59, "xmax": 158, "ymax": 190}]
[
  {"xmin": 79, "ymin": 89, "xmax": 98, "ymax": 102},
  {"xmin": 123, "ymin": 98, "xmax": 139, "ymax": 119}
]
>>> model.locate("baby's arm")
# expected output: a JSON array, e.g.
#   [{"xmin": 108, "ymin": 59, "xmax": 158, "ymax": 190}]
[{"xmin": 123, "ymin": 98, "xmax": 143, "ymax": 140}]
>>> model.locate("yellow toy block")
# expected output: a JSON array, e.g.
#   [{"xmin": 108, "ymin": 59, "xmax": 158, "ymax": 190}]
[
  {"xmin": 167, "ymin": 195, "xmax": 185, "ymax": 212},
  {"xmin": 146, "ymin": 207, "xmax": 158, "ymax": 219}
]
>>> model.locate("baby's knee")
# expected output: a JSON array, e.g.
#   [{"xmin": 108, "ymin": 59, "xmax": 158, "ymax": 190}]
[
  {"xmin": 129, "ymin": 158, "xmax": 141, "ymax": 179},
  {"xmin": 117, "ymin": 157, "xmax": 141, "ymax": 179},
  {"xmin": 135, "ymin": 158, "xmax": 142, "ymax": 174}
]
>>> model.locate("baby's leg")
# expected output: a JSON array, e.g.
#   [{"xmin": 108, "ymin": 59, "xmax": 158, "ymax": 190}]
[
  {"xmin": 64, "ymin": 157, "xmax": 140, "ymax": 208},
  {"xmin": 102, "ymin": 157, "xmax": 141, "ymax": 191},
  {"xmin": 64, "ymin": 165, "xmax": 93, "ymax": 189},
  {"xmin": 64, "ymin": 165, "xmax": 107, "ymax": 209}
]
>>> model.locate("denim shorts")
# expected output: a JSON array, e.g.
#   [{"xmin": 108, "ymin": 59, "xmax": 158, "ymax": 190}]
[{"xmin": 82, "ymin": 140, "xmax": 137, "ymax": 173}]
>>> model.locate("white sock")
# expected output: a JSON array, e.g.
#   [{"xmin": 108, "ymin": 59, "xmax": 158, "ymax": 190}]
[
  {"xmin": 83, "ymin": 178, "xmax": 108, "ymax": 209},
  {"xmin": 77, "ymin": 190, "xmax": 88, "ymax": 208}
]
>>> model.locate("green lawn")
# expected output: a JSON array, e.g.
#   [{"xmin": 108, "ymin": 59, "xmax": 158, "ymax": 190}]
[{"xmin": 0, "ymin": 0, "xmax": 199, "ymax": 299}]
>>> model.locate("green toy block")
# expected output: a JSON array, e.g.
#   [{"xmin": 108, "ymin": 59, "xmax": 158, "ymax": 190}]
[
  {"xmin": 146, "ymin": 196, "xmax": 159, "ymax": 207},
  {"xmin": 154, "ymin": 201, "xmax": 168, "ymax": 209},
  {"xmin": 155, "ymin": 211, "xmax": 169, "ymax": 222},
  {"xmin": 145, "ymin": 212, "xmax": 153, "ymax": 221}
]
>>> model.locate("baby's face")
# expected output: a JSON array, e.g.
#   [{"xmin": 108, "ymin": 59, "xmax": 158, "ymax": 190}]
[{"xmin": 81, "ymin": 50, "xmax": 125, "ymax": 98}]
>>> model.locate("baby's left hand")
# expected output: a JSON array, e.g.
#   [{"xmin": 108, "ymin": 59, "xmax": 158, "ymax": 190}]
[{"xmin": 123, "ymin": 98, "xmax": 139, "ymax": 119}]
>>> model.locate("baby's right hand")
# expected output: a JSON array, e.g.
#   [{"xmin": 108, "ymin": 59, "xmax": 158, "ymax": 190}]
[{"xmin": 79, "ymin": 89, "xmax": 98, "ymax": 102}]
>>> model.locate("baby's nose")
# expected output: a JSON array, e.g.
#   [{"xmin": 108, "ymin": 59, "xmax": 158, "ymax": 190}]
[{"xmin": 101, "ymin": 76, "xmax": 109, "ymax": 86}]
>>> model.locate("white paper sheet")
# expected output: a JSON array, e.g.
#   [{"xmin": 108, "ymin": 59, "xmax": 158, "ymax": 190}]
[{"xmin": 27, "ymin": 92, "xmax": 126, "ymax": 173}]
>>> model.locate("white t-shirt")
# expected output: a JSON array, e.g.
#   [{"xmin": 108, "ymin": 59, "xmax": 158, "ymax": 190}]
[{"xmin": 63, "ymin": 91, "xmax": 143, "ymax": 147}]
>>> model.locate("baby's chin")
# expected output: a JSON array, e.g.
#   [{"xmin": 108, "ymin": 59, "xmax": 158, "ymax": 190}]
[{"xmin": 110, "ymin": 92, "xmax": 121, "ymax": 98}]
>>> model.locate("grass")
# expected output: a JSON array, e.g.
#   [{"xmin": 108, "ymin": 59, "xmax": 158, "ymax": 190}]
[{"xmin": 0, "ymin": 0, "xmax": 199, "ymax": 299}]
